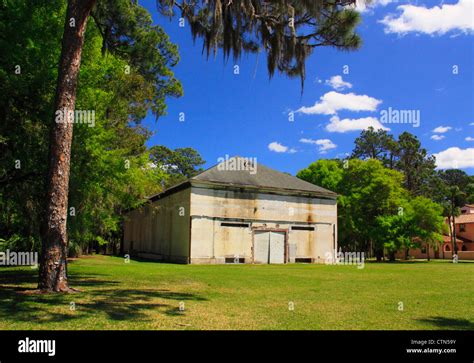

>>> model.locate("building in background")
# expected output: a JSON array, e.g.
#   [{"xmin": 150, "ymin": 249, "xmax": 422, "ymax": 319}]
[{"xmin": 396, "ymin": 204, "xmax": 474, "ymax": 260}]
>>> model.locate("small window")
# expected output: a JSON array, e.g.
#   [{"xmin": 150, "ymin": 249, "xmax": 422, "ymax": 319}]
[
  {"xmin": 225, "ymin": 257, "xmax": 245, "ymax": 264},
  {"xmin": 295, "ymin": 258, "xmax": 313, "ymax": 263},
  {"xmin": 445, "ymin": 245, "xmax": 451, "ymax": 252},
  {"xmin": 421, "ymin": 247, "xmax": 427, "ymax": 253},
  {"xmin": 221, "ymin": 222, "xmax": 249, "ymax": 228},
  {"xmin": 459, "ymin": 224, "xmax": 466, "ymax": 232},
  {"xmin": 291, "ymin": 226, "xmax": 315, "ymax": 231}
]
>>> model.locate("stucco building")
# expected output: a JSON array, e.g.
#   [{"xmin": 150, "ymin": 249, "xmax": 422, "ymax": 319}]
[
  {"xmin": 123, "ymin": 156, "xmax": 338, "ymax": 264},
  {"xmin": 441, "ymin": 205, "xmax": 474, "ymax": 259}
]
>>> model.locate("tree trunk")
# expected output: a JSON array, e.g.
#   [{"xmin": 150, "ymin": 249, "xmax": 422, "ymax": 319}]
[
  {"xmin": 388, "ymin": 251, "xmax": 395, "ymax": 262},
  {"xmin": 375, "ymin": 248, "xmax": 383, "ymax": 262},
  {"xmin": 38, "ymin": 0, "xmax": 96, "ymax": 292},
  {"xmin": 426, "ymin": 244, "xmax": 430, "ymax": 261},
  {"xmin": 452, "ymin": 203, "xmax": 458, "ymax": 256},
  {"xmin": 447, "ymin": 215, "xmax": 453, "ymax": 253}
]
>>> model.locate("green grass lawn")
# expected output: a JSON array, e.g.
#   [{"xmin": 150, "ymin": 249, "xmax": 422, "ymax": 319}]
[{"xmin": 0, "ymin": 255, "xmax": 473, "ymax": 330}]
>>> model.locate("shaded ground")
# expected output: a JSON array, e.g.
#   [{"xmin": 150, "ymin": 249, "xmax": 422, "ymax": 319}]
[{"xmin": 0, "ymin": 256, "xmax": 472, "ymax": 330}]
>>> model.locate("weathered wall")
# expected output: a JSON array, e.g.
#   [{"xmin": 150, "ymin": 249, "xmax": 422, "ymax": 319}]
[
  {"xmin": 190, "ymin": 186, "xmax": 336, "ymax": 223},
  {"xmin": 123, "ymin": 188, "xmax": 190, "ymax": 263},
  {"xmin": 189, "ymin": 186, "xmax": 337, "ymax": 264}
]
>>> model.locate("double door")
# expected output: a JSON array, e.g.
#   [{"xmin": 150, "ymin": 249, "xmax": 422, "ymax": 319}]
[{"xmin": 253, "ymin": 231, "xmax": 285, "ymax": 264}]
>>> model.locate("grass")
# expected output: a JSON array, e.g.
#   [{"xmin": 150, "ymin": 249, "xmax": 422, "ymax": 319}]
[{"xmin": 0, "ymin": 255, "xmax": 473, "ymax": 330}]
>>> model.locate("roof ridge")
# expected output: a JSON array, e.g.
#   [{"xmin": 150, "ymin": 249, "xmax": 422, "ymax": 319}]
[{"xmin": 192, "ymin": 155, "xmax": 337, "ymax": 196}]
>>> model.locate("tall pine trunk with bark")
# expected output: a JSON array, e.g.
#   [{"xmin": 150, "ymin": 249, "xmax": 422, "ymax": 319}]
[{"xmin": 38, "ymin": 0, "xmax": 96, "ymax": 292}]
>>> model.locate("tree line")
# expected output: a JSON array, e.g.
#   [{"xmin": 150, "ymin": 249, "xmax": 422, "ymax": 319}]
[
  {"xmin": 297, "ymin": 127, "xmax": 474, "ymax": 261},
  {"xmin": 0, "ymin": 1, "xmax": 204, "ymax": 263}
]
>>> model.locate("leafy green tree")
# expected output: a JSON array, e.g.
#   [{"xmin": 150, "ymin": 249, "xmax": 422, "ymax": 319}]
[
  {"xmin": 339, "ymin": 159, "xmax": 406, "ymax": 260},
  {"xmin": 149, "ymin": 146, "xmax": 205, "ymax": 187},
  {"xmin": 407, "ymin": 196, "xmax": 444, "ymax": 261},
  {"xmin": 0, "ymin": 1, "xmax": 179, "ymax": 288},
  {"xmin": 351, "ymin": 130, "xmax": 437, "ymax": 196},
  {"xmin": 296, "ymin": 159, "xmax": 343, "ymax": 192},
  {"xmin": 396, "ymin": 132, "xmax": 436, "ymax": 196},
  {"xmin": 351, "ymin": 127, "xmax": 398, "ymax": 168},
  {"xmin": 437, "ymin": 169, "xmax": 470, "ymax": 255},
  {"xmin": 374, "ymin": 213, "xmax": 411, "ymax": 261},
  {"xmin": 298, "ymin": 156, "xmax": 446, "ymax": 262},
  {"xmin": 298, "ymin": 158, "xmax": 406, "ymax": 260},
  {"xmin": 373, "ymin": 197, "xmax": 444, "ymax": 261},
  {"xmin": 467, "ymin": 177, "xmax": 474, "ymax": 204},
  {"xmin": 0, "ymin": 0, "xmax": 65, "ymax": 253}
]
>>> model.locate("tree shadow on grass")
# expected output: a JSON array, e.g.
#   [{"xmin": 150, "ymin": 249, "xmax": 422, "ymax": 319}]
[
  {"xmin": 417, "ymin": 317, "xmax": 474, "ymax": 330},
  {"xmin": 0, "ymin": 268, "xmax": 207, "ymax": 325}
]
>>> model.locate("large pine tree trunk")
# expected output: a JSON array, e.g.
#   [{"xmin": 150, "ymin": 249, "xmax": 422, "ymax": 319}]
[{"xmin": 38, "ymin": 0, "xmax": 96, "ymax": 292}]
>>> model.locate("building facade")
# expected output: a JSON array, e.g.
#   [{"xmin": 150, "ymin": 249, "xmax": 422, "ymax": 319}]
[{"xmin": 123, "ymin": 157, "xmax": 338, "ymax": 264}]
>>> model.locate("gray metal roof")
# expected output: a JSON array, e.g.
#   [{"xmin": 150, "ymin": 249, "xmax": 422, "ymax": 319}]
[{"xmin": 190, "ymin": 156, "xmax": 337, "ymax": 197}]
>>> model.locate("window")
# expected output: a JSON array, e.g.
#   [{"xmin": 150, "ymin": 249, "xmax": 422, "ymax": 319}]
[
  {"xmin": 225, "ymin": 257, "xmax": 245, "ymax": 264},
  {"xmin": 459, "ymin": 224, "xmax": 466, "ymax": 232},
  {"xmin": 291, "ymin": 226, "xmax": 315, "ymax": 231},
  {"xmin": 445, "ymin": 245, "xmax": 451, "ymax": 252},
  {"xmin": 221, "ymin": 222, "xmax": 250, "ymax": 228},
  {"xmin": 295, "ymin": 258, "xmax": 313, "ymax": 263}
]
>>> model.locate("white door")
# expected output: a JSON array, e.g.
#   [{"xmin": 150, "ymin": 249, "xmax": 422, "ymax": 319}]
[
  {"xmin": 269, "ymin": 231, "xmax": 285, "ymax": 263},
  {"xmin": 253, "ymin": 231, "xmax": 285, "ymax": 264},
  {"xmin": 254, "ymin": 231, "xmax": 270, "ymax": 263}
]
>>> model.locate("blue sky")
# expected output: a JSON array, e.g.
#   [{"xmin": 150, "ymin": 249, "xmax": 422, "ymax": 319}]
[{"xmin": 141, "ymin": 0, "xmax": 474, "ymax": 175}]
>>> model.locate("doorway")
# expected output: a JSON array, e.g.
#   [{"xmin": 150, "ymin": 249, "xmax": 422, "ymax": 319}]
[{"xmin": 253, "ymin": 230, "xmax": 286, "ymax": 263}]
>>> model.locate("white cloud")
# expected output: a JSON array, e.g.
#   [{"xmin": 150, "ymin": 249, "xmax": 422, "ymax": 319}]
[
  {"xmin": 466, "ymin": 136, "xmax": 474, "ymax": 141},
  {"xmin": 297, "ymin": 91, "xmax": 382, "ymax": 115},
  {"xmin": 325, "ymin": 75, "xmax": 352, "ymax": 91},
  {"xmin": 431, "ymin": 134, "xmax": 445, "ymax": 141},
  {"xmin": 325, "ymin": 115, "xmax": 389, "ymax": 133},
  {"xmin": 300, "ymin": 138, "xmax": 337, "ymax": 154},
  {"xmin": 380, "ymin": 0, "xmax": 474, "ymax": 35},
  {"xmin": 434, "ymin": 147, "xmax": 474, "ymax": 169},
  {"xmin": 268, "ymin": 141, "xmax": 296, "ymax": 153},
  {"xmin": 433, "ymin": 126, "xmax": 452, "ymax": 133},
  {"xmin": 354, "ymin": 0, "xmax": 396, "ymax": 13},
  {"xmin": 470, "ymin": 122, "xmax": 474, "ymax": 126}
]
